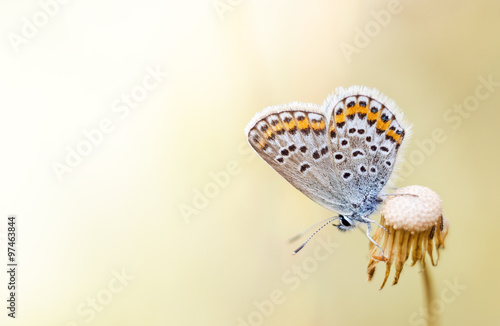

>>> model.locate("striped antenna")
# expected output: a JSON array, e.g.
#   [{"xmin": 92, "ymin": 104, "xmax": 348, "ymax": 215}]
[
  {"xmin": 292, "ymin": 217, "xmax": 339, "ymax": 254},
  {"xmin": 288, "ymin": 216, "xmax": 340, "ymax": 243}
]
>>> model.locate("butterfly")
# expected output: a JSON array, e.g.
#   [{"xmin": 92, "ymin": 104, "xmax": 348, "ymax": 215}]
[{"xmin": 245, "ymin": 86, "xmax": 411, "ymax": 254}]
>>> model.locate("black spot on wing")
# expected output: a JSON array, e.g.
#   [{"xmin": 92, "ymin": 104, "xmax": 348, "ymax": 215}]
[{"xmin": 300, "ymin": 163, "xmax": 310, "ymax": 173}]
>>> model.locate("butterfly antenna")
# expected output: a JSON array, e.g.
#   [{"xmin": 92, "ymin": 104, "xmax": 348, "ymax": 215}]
[
  {"xmin": 380, "ymin": 193, "xmax": 419, "ymax": 200},
  {"xmin": 288, "ymin": 216, "xmax": 340, "ymax": 243},
  {"xmin": 356, "ymin": 220, "xmax": 386, "ymax": 259},
  {"xmin": 292, "ymin": 217, "xmax": 339, "ymax": 255}
]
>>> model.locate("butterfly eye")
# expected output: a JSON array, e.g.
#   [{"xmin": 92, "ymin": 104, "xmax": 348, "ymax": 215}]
[{"xmin": 339, "ymin": 215, "xmax": 351, "ymax": 227}]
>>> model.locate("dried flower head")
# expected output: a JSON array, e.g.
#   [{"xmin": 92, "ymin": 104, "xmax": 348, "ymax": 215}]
[{"xmin": 367, "ymin": 185, "xmax": 449, "ymax": 289}]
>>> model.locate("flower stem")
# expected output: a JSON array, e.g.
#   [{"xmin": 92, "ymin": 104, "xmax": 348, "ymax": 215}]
[{"xmin": 420, "ymin": 261, "xmax": 439, "ymax": 326}]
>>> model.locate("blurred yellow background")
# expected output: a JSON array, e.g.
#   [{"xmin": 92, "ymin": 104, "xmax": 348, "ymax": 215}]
[{"xmin": 1, "ymin": 0, "xmax": 499, "ymax": 325}]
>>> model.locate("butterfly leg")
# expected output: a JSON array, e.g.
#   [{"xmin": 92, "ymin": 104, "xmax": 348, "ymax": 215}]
[
  {"xmin": 363, "ymin": 217, "xmax": 389, "ymax": 233},
  {"xmin": 379, "ymin": 193, "xmax": 419, "ymax": 200},
  {"xmin": 365, "ymin": 222, "xmax": 386, "ymax": 260}
]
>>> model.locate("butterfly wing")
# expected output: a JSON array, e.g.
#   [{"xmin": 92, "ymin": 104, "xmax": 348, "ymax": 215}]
[
  {"xmin": 246, "ymin": 86, "xmax": 411, "ymax": 219},
  {"xmin": 245, "ymin": 102, "xmax": 351, "ymax": 215},
  {"xmin": 324, "ymin": 86, "xmax": 411, "ymax": 216}
]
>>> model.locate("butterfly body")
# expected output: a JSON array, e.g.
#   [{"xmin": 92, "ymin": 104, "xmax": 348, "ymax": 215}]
[{"xmin": 245, "ymin": 86, "xmax": 411, "ymax": 247}]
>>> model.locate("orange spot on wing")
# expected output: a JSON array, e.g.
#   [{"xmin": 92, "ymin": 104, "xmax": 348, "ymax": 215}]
[
  {"xmin": 358, "ymin": 105, "xmax": 369, "ymax": 116},
  {"xmin": 347, "ymin": 104, "xmax": 369, "ymax": 117},
  {"xmin": 284, "ymin": 120, "xmax": 296, "ymax": 130},
  {"xmin": 376, "ymin": 118, "xmax": 392, "ymax": 132},
  {"xmin": 386, "ymin": 129, "xmax": 396, "ymax": 138},
  {"xmin": 335, "ymin": 113, "xmax": 345, "ymax": 125},
  {"xmin": 298, "ymin": 117, "xmax": 310, "ymax": 129},
  {"xmin": 258, "ymin": 138, "xmax": 266, "ymax": 149},
  {"xmin": 386, "ymin": 129, "xmax": 401, "ymax": 143},
  {"xmin": 347, "ymin": 104, "xmax": 358, "ymax": 117},
  {"xmin": 311, "ymin": 120, "xmax": 325, "ymax": 130},
  {"xmin": 264, "ymin": 128, "xmax": 274, "ymax": 139},
  {"xmin": 272, "ymin": 122, "xmax": 284, "ymax": 132},
  {"xmin": 367, "ymin": 109, "xmax": 381, "ymax": 122}
]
